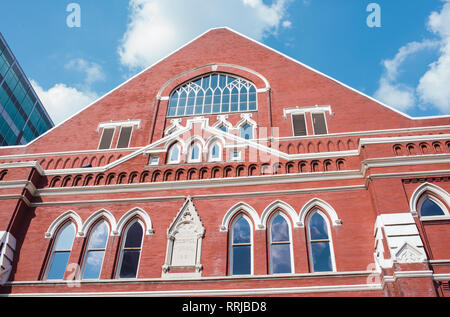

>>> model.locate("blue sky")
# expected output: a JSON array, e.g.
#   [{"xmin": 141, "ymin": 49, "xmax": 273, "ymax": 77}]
[{"xmin": 1, "ymin": 0, "xmax": 449, "ymax": 124}]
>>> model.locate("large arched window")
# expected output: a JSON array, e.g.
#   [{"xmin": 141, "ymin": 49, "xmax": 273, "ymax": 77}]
[
  {"xmin": 307, "ymin": 210, "xmax": 335, "ymax": 273},
  {"xmin": 418, "ymin": 195, "xmax": 448, "ymax": 217},
  {"xmin": 167, "ymin": 73, "xmax": 257, "ymax": 117},
  {"xmin": 117, "ymin": 220, "xmax": 144, "ymax": 279},
  {"xmin": 230, "ymin": 214, "xmax": 252, "ymax": 275},
  {"xmin": 268, "ymin": 213, "xmax": 293, "ymax": 274},
  {"xmin": 45, "ymin": 222, "xmax": 76, "ymax": 280},
  {"xmin": 81, "ymin": 220, "xmax": 109, "ymax": 279}
]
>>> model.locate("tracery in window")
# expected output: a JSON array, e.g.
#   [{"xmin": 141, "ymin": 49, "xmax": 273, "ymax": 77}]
[
  {"xmin": 45, "ymin": 222, "xmax": 75, "ymax": 280},
  {"xmin": 167, "ymin": 73, "xmax": 257, "ymax": 117}
]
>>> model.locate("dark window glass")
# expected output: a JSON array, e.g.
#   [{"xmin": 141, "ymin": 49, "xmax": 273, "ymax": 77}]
[
  {"xmin": 312, "ymin": 113, "xmax": 327, "ymax": 135},
  {"xmin": 292, "ymin": 114, "xmax": 307, "ymax": 136},
  {"xmin": 46, "ymin": 223, "xmax": 75, "ymax": 280},
  {"xmin": 117, "ymin": 126, "xmax": 133, "ymax": 149},
  {"xmin": 420, "ymin": 198, "xmax": 445, "ymax": 217},
  {"xmin": 240, "ymin": 123, "xmax": 253, "ymax": 140},
  {"xmin": 98, "ymin": 128, "xmax": 115, "ymax": 150},
  {"xmin": 119, "ymin": 221, "xmax": 143, "ymax": 278}
]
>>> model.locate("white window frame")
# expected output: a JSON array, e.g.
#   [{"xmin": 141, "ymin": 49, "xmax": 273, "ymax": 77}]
[
  {"xmin": 44, "ymin": 222, "xmax": 76, "ymax": 280},
  {"xmin": 168, "ymin": 143, "xmax": 181, "ymax": 164},
  {"xmin": 290, "ymin": 113, "xmax": 308, "ymax": 137},
  {"xmin": 116, "ymin": 125, "xmax": 134, "ymax": 149},
  {"xmin": 417, "ymin": 194, "xmax": 450, "ymax": 221},
  {"xmin": 311, "ymin": 112, "xmax": 329, "ymax": 135},
  {"xmin": 229, "ymin": 214, "xmax": 254, "ymax": 276},
  {"xmin": 115, "ymin": 219, "xmax": 144, "ymax": 279},
  {"xmin": 80, "ymin": 220, "xmax": 110, "ymax": 280},
  {"xmin": 98, "ymin": 127, "xmax": 116, "ymax": 150},
  {"xmin": 268, "ymin": 212, "xmax": 294, "ymax": 275},
  {"xmin": 209, "ymin": 142, "xmax": 222, "ymax": 162},
  {"xmin": 306, "ymin": 209, "xmax": 336, "ymax": 273},
  {"xmin": 187, "ymin": 142, "xmax": 202, "ymax": 163}
]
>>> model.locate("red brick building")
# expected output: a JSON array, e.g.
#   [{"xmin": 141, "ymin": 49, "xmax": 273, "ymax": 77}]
[{"xmin": 0, "ymin": 28, "xmax": 449, "ymax": 297}]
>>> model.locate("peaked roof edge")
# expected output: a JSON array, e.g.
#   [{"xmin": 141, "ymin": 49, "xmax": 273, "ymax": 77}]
[{"xmin": 7, "ymin": 26, "xmax": 450, "ymax": 150}]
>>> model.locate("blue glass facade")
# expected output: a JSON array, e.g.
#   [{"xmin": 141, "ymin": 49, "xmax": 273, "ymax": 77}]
[{"xmin": 0, "ymin": 33, "xmax": 53, "ymax": 146}]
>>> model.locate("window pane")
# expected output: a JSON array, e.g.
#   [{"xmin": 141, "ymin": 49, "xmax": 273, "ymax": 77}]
[
  {"xmin": 240, "ymin": 123, "xmax": 253, "ymax": 140},
  {"xmin": 54, "ymin": 223, "xmax": 75, "ymax": 251},
  {"xmin": 119, "ymin": 250, "xmax": 140, "ymax": 278},
  {"xmin": 191, "ymin": 144, "xmax": 200, "ymax": 160},
  {"xmin": 271, "ymin": 244, "xmax": 291, "ymax": 274},
  {"xmin": 169, "ymin": 145, "xmax": 180, "ymax": 162},
  {"xmin": 232, "ymin": 217, "xmax": 250, "ymax": 244},
  {"xmin": 87, "ymin": 221, "xmax": 109, "ymax": 249},
  {"xmin": 293, "ymin": 114, "xmax": 307, "ymax": 136},
  {"xmin": 47, "ymin": 252, "xmax": 71, "ymax": 280},
  {"xmin": 83, "ymin": 250, "xmax": 105, "ymax": 279},
  {"xmin": 99, "ymin": 128, "xmax": 114, "ymax": 150},
  {"xmin": 117, "ymin": 126, "xmax": 133, "ymax": 149},
  {"xmin": 311, "ymin": 242, "xmax": 332, "ymax": 272},
  {"xmin": 309, "ymin": 212, "xmax": 329, "ymax": 240},
  {"xmin": 124, "ymin": 222, "xmax": 143, "ymax": 248},
  {"xmin": 270, "ymin": 215, "xmax": 289, "ymax": 243},
  {"xmin": 211, "ymin": 143, "xmax": 220, "ymax": 159},
  {"xmin": 232, "ymin": 245, "xmax": 251, "ymax": 275},
  {"xmin": 312, "ymin": 113, "xmax": 327, "ymax": 135},
  {"xmin": 420, "ymin": 198, "xmax": 445, "ymax": 217}
]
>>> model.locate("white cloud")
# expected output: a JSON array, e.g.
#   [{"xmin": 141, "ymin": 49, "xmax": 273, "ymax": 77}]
[
  {"xmin": 31, "ymin": 80, "xmax": 98, "ymax": 125},
  {"xmin": 374, "ymin": 0, "xmax": 450, "ymax": 114},
  {"xmin": 417, "ymin": 1, "xmax": 450, "ymax": 113},
  {"xmin": 65, "ymin": 58, "xmax": 105, "ymax": 86},
  {"xmin": 118, "ymin": 0, "xmax": 292, "ymax": 70},
  {"xmin": 374, "ymin": 78, "xmax": 415, "ymax": 111}
]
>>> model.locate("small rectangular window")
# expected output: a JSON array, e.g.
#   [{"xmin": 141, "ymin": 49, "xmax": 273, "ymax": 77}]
[
  {"xmin": 312, "ymin": 113, "xmax": 327, "ymax": 135},
  {"xmin": 149, "ymin": 155, "xmax": 159, "ymax": 165},
  {"xmin": 117, "ymin": 126, "xmax": 133, "ymax": 149},
  {"xmin": 292, "ymin": 114, "xmax": 307, "ymax": 136},
  {"xmin": 98, "ymin": 128, "xmax": 115, "ymax": 150}
]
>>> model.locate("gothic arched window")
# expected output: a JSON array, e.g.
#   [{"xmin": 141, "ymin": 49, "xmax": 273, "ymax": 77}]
[
  {"xmin": 167, "ymin": 73, "xmax": 257, "ymax": 117},
  {"xmin": 418, "ymin": 195, "xmax": 447, "ymax": 217},
  {"xmin": 168, "ymin": 143, "xmax": 181, "ymax": 164},
  {"xmin": 81, "ymin": 220, "xmax": 109, "ymax": 279},
  {"xmin": 230, "ymin": 214, "xmax": 252, "ymax": 275},
  {"xmin": 268, "ymin": 213, "xmax": 293, "ymax": 274},
  {"xmin": 117, "ymin": 220, "xmax": 144, "ymax": 279},
  {"xmin": 45, "ymin": 222, "xmax": 76, "ymax": 280},
  {"xmin": 307, "ymin": 210, "xmax": 335, "ymax": 272}
]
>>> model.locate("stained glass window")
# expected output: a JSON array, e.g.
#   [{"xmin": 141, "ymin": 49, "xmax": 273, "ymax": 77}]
[{"xmin": 168, "ymin": 73, "xmax": 257, "ymax": 117}]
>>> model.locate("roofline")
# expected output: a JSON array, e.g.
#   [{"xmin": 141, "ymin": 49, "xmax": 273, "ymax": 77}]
[{"xmin": 5, "ymin": 26, "xmax": 449, "ymax": 149}]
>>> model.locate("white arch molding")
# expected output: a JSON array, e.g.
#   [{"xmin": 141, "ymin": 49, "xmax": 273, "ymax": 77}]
[
  {"xmin": 220, "ymin": 202, "xmax": 261, "ymax": 232},
  {"xmin": 409, "ymin": 182, "xmax": 450, "ymax": 217},
  {"xmin": 298, "ymin": 198, "xmax": 342, "ymax": 227},
  {"xmin": 79, "ymin": 209, "xmax": 118, "ymax": 237},
  {"xmin": 116, "ymin": 207, "xmax": 154, "ymax": 235},
  {"xmin": 45, "ymin": 210, "xmax": 83, "ymax": 238},
  {"xmin": 260, "ymin": 200, "xmax": 300, "ymax": 229}
]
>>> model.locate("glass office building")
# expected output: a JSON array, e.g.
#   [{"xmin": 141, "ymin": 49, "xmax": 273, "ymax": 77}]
[{"xmin": 0, "ymin": 32, "xmax": 53, "ymax": 146}]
